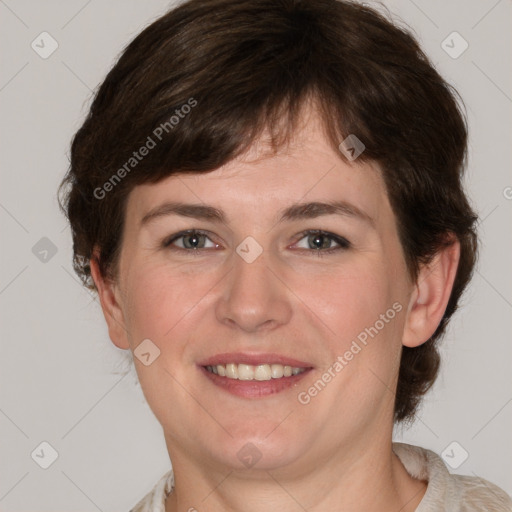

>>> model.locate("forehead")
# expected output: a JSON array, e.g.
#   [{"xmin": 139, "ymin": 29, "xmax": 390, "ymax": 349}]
[{"xmin": 125, "ymin": 106, "xmax": 391, "ymax": 228}]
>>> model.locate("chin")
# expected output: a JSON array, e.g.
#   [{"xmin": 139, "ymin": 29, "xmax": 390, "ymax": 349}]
[{"xmin": 208, "ymin": 424, "xmax": 308, "ymax": 472}]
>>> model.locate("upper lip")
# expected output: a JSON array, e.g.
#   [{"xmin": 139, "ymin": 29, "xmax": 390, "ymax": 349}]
[{"xmin": 198, "ymin": 352, "xmax": 313, "ymax": 368}]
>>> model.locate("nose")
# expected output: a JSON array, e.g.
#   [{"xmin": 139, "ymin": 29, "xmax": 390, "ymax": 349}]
[{"xmin": 215, "ymin": 244, "xmax": 293, "ymax": 333}]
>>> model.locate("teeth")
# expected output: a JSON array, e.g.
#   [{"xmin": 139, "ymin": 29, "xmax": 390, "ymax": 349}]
[
  {"xmin": 205, "ymin": 363, "xmax": 306, "ymax": 380},
  {"xmin": 254, "ymin": 364, "xmax": 271, "ymax": 381},
  {"xmin": 225, "ymin": 363, "xmax": 238, "ymax": 379},
  {"xmin": 238, "ymin": 364, "xmax": 254, "ymax": 380},
  {"xmin": 271, "ymin": 364, "xmax": 284, "ymax": 378}
]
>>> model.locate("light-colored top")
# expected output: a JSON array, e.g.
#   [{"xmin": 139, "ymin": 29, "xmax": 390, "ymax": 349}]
[{"xmin": 129, "ymin": 442, "xmax": 512, "ymax": 511}]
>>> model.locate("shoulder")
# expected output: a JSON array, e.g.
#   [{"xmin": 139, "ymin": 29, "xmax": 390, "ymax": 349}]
[
  {"xmin": 449, "ymin": 473, "xmax": 512, "ymax": 512},
  {"xmin": 392, "ymin": 442, "xmax": 512, "ymax": 511},
  {"xmin": 129, "ymin": 469, "xmax": 174, "ymax": 512}
]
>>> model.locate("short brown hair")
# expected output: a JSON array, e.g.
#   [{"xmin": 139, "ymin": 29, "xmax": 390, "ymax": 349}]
[{"xmin": 58, "ymin": 0, "xmax": 478, "ymax": 425}]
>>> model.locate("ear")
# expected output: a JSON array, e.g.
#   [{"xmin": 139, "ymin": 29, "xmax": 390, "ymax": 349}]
[
  {"xmin": 90, "ymin": 248, "xmax": 131, "ymax": 350},
  {"xmin": 402, "ymin": 237, "xmax": 460, "ymax": 348}
]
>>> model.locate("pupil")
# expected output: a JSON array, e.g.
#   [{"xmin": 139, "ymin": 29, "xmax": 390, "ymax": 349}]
[
  {"xmin": 310, "ymin": 234, "xmax": 328, "ymax": 249},
  {"xmin": 186, "ymin": 233, "xmax": 201, "ymax": 249}
]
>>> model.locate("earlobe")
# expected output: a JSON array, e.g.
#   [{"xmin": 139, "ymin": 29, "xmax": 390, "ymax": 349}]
[
  {"xmin": 402, "ymin": 238, "xmax": 461, "ymax": 348},
  {"xmin": 90, "ymin": 249, "xmax": 131, "ymax": 350}
]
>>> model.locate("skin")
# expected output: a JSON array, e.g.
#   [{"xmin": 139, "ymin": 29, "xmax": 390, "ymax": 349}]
[{"xmin": 91, "ymin": 103, "xmax": 460, "ymax": 512}]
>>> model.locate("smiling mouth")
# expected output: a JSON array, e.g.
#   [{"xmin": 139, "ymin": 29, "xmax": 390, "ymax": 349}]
[{"xmin": 204, "ymin": 363, "xmax": 307, "ymax": 381}]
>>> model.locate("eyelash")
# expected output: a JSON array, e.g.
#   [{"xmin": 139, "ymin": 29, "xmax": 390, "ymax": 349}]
[{"xmin": 162, "ymin": 229, "xmax": 351, "ymax": 257}]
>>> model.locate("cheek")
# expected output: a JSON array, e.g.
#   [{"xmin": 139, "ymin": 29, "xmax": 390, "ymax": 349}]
[
  {"xmin": 295, "ymin": 262, "xmax": 399, "ymax": 348},
  {"xmin": 292, "ymin": 267, "xmax": 405, "ymax": 432},
  {"xmin": 122, "ymin": 260, "xmax": 222, "ymax": 352},
  {"xmin": 120, "ymin": 264, "xmax": 202, "ymax": 413},
  {"xmin": 122, "ymin": 263, "xmax": 188, "ymax": 343}
]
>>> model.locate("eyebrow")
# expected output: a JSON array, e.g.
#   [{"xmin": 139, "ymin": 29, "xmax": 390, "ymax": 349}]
[{"xmin": 140, "ymin": 200, "xmax": 374, "ymax": 227}]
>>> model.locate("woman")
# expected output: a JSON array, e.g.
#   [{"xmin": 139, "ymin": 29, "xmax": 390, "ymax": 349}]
[{"xmin": 58, "ymin": 0, "xmax": 512, "ymax": 510}]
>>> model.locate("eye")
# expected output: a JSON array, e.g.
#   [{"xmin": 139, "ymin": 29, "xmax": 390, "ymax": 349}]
[
  {"xmin": 292, "ymin": 230, "xmax": 351, "ymax": 256},
  {"xmin": 162, "ymin": 229, "xmax": 219, "ymax": 251},
  {"xmin": 162, "ymin": 229, "xmax": 351, "ymax": 257}
]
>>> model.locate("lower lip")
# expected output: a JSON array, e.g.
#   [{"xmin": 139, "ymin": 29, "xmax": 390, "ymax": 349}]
[{"xmin": 199, "ymin": 366, "xmax": 312, "ymax": 398}]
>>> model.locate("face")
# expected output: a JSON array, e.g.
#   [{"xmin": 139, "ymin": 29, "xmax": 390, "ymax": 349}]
[{"xmin": 102, "ymin": 106, "xmax": 417, "ymax": 474}]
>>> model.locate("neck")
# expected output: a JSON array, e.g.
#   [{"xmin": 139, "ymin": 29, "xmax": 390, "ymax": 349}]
[{"xmin": 164, "ymin": 436, "xmax": 427, "ymax": 512}]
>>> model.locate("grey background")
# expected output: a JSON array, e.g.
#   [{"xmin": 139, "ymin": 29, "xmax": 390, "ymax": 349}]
[{"xmin": 0, "ymin": 0, "xmax": 511, "ymax": 510}]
